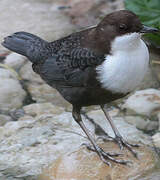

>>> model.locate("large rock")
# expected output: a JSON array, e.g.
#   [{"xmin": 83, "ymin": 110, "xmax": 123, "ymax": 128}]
[
  {"xmin": 0, "ymin": 109, "xmax": 155, "ymax": 179},
  {"xmin": 39, "ymin": 142, "xmax": 156, "ymax": 180},
  {"xmin": 0, "ymin": 112, "xmax": 83, "ymax": 179},
  {"xmin": 123, "ymin": 89, "xmax": 160, "ymax": 117}
]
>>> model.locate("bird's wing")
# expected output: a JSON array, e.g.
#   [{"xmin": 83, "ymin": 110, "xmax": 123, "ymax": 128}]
[{"xmin": 38, "ymin": 46, "xmax": 104, "ymax": 87}]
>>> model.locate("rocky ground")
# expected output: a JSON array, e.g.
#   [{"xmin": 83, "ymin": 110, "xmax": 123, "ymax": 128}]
[{"xmin": 0, "ymin": 0, "xmax": 160, "ymax": 180}]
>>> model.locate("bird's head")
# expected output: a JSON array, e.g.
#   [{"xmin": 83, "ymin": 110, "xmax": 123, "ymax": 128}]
[{"xmin": 93, "ymin": 10, "xmax": 159, "ymax": 53}]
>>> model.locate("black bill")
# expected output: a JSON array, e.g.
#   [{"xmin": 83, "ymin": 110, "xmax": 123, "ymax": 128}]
[{"xmin": 140, "ymin": 25, "xmax": 159, "ymax": 33}]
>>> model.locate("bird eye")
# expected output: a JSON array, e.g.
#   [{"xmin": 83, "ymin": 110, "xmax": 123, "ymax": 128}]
[{"xmin": 119, "ymin": 24, "xmax": 127, "ymax": 30}]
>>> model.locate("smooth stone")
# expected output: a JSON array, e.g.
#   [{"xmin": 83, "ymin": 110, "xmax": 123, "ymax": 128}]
[
  {"xmin": 39, "ymin": 142, "xmax": 156, "ymax": 180},
  {"xmin": 123, "ymin": 89, "xmax": 160, "ymax": 116},
  {"xmin": 23, "ymin": 103, "xmax": 64, "ymax": 117},
  {"xmin": 124, "ymin": 116, "xmax": 158, "ymax": 131},
  {"xmin": 0, "ymin": 78, "xmax": 26, "ymax": 111},
  {"xmin": 0, "ymin": 67, "xmax": 25, "ymax": 114},
  {"xmin": 27, "ymin": 82, "xmax": 71, "ymax": 109},
  {"xmin": 4, "ymin": 53, "xmax": 26, "ymax": 70}
]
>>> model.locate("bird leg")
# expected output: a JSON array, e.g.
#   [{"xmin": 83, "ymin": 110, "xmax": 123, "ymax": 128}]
[
  {"xmin": 101, "ymin": 105, "xmax": 139, "ymax": 158},
  {"xmin": 72, "ymin": 106, "xmax": 129, "ymax": 166},
  {"xmin": 81, "ymin": 111, "xmax": 114, "ymax": 142}
]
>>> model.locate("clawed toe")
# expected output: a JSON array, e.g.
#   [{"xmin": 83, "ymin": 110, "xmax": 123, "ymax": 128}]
[
  {"xmin": 97, "ymin": 147, "xmax": 130, "ymax": 166},
  {"xmin": 82, "ymin": 143, "xmax": 130, "ymax": 166},
  {"xmin": 83, "ymin": 143, "xmax": 121, "ymax": 156},
  {"xmin": 97, "ymin": 134, "xmax": 139, "ymax": 158},
  {"xmin": 114, "ymin": 135, "xmax": 139, "ymax": 158}
]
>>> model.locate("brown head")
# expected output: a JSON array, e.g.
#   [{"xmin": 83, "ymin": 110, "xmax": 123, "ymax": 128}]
[{"xmin": 83, "ymin": 10, "xmax": 159, "ymax": 54}]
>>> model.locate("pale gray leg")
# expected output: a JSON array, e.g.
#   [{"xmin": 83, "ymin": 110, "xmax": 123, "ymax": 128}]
[{"xmin": 101, "ymin": 104, "xmax": 139, "ymax": 158}]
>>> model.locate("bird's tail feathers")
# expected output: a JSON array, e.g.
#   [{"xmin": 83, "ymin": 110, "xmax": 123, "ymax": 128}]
[{"xmin": 2, "ymin": 31, "xmax": 49, "ymax": 63}]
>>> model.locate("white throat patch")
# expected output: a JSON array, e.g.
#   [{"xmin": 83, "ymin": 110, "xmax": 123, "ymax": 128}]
[{"xmin": 96, "ymin": 33, "xmax": 149, "ymax": 93}]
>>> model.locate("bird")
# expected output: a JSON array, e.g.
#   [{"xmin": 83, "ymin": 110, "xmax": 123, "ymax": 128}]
[{"xmin": 2, "ymin": 10, "xmax": 159, "ymax": 166}]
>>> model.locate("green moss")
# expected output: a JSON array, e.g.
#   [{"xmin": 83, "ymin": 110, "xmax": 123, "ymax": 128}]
[{"xmin": 125, "ymin": 0, "xmax": 160, "ymax": 48}]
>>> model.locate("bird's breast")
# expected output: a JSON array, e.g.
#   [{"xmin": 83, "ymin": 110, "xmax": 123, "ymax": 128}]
[{"xmin": 96, "ymin": 39, "xmax": 149, "ymax": 93}]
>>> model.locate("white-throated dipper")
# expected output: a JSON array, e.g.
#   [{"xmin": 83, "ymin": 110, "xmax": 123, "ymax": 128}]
[{"xmin": 2, "ymin": 10, "xmax": 159, "ymax": 166}]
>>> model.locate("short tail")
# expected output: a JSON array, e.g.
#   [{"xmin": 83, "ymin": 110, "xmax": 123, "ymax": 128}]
[{"xmin": 2, "ymin": 32, "xmax": 49, "ymax": 63}]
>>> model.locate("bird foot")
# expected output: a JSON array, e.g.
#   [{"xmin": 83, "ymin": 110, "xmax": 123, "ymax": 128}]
[
  {"xmin": 82, "ymin": 143, "xmax": 130, "ymax": 166},
  {"xmin": 114, "ymin": 135, "xmax": 139, "ymax": 158},
  {"xmin": 97, "ymin": 134, "xmax": 114, "ymax": 142}
]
